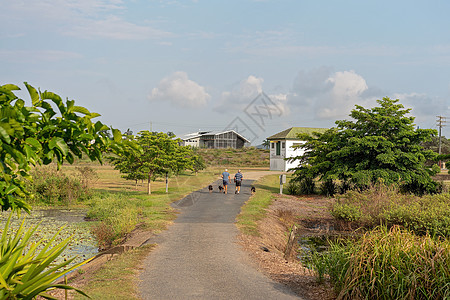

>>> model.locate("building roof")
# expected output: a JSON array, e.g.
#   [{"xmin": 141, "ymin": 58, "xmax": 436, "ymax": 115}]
[
  {"xmin": 267, "ymin": 127, "xmax": 328, "ymax": 140},
  {"xmin": 180, "ymin": 130, "xmax": 251, "ymax": 143}
]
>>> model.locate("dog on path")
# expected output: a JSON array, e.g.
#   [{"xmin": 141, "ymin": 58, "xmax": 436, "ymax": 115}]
[
  {"xmin": 218, "ymin": 185, "xmax": 224, "ymax": 193},
  {"xmin": 208, "ymin": 185, "xmax": 213, "ymax": 193},
  {"xmin": 251, "ymin": 186, "xmax": 256, "ymax": 194}
]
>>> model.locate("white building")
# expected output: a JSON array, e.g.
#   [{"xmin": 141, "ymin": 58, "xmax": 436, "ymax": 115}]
[
  {"xmin": 179, "ymin": 130, "xmax": 250, "ymax": 149},
  {"xmin": 267, "ymin": 127, "xmax": 327, "ymax": 171}
]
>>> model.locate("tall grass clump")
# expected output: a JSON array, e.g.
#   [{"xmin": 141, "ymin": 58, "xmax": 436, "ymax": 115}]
[
  {"xmin": 87, "ymin": 192, "xmax": 141, "ymax": 249},
  {"xmin": 28, "ymin": 166, "xmax": 90, "ymax": 205},
  {"xmin": 331, "ymin": 184, "xmax": 450, "ymax": 237},
  {"xmin": 310, "ymin": 226, "xmax": 450, "ymax": 300}
]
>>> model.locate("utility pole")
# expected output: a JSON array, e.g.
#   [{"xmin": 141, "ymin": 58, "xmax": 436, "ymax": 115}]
[{"xmin": 436, "ymin": 116, "xmax": 447, "ymax": 168}]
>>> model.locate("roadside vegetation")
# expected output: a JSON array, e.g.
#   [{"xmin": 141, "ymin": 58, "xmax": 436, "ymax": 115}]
[
  {"xmin": 236, "ymin": 174, "xmax": 278, "ymax": 236},
  {"xmin": 0, "ymin": 82, "xmax": 118, "ymax": 298},
  {"xmin": 286, "ymin": 98, "xmax": 450, "ymax": 299}
]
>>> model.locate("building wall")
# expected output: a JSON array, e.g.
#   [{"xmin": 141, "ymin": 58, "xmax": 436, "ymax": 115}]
[
  {"xmin": 269, "ymin": 139, "xmax": 305, "ymax": 171},
  {"xmin": 183, "ymin": 138, "xmax": 200, "ymax": 147}
]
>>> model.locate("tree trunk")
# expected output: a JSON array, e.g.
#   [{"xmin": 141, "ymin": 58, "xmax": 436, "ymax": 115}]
[
  {"xmin": 147, "ymin": 172, "xmax": 152, "ymax": 195},
  {"xmin": 165, "ymin": 172, "xmax": 169, "ymax": 193}
]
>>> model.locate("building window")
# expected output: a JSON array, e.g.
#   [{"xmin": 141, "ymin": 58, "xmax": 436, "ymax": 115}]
[
  {"xmin": 271, "ymin": 143, "xmax": 274, "ymax": 149},
  {"xmin": 282, "ymin": 142, "xmax": 285, "ymax": 148}
]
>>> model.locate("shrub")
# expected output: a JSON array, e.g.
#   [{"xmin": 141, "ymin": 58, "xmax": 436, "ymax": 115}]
[
  {"xmin": 319, "ymin": 179, "xmax": 336, "ymax": 197},
  {"xmin": 29, "ymin": 166, "xmax": 90, "ymax": 205},
  {"xmin": 286, "ymin": 181, "xmax": 300, "ymax": 195},
  {"xmin": 332, "ymin": 184, "xmax": 450, "ymax": 237},
  {"xmin": 331, "ymin": 203, "xmax": 361, "ymax": 222},
  {"xmin": 299, "ymin": 177, "xmax": 316, "ymax": 195},
  {"xmin": 310, "ymin": 226, "xmax": 450, "ymax": 300}
]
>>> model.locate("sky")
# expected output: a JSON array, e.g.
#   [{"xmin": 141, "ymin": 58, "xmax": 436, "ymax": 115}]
[{"xmin": 2, "ymin": 0, "xmax": 450, "ymax": 145}]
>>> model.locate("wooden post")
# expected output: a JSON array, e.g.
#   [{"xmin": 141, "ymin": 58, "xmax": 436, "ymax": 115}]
[{"xmin": 284, "ymin": 224, "xmax": 298, "ymax": 261}]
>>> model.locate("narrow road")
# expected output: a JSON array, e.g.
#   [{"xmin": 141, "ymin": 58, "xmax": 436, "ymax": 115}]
[{"xmin": 138, "ymin": 178, "xmax": 302, "ymax": 299}]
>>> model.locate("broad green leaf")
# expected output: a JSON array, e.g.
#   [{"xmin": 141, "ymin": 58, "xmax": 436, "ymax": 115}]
[
  {"xmin": 0, "ymin": 125, "xmax": 11, "ymax": 143},
  {"xmin": 48, "ymin": 137, "xmax": 68, "ymax": 156},
  {"xmin": 71, "ymin": 106, "xmax": 90, "ymax": 115},
  {"xmin": 1, "ymin": 83, "xmax": 20, "ymax": 91},
  {"xmin": 25, "ymin": 137, "xmax": 42, "ymax": 151},
  {"xmin": 24, "ymin": 82, "xmax": 40, "ymax": 106},
  {"xmin": 112, "ymin": 128, "xmax": 122, "ymax": 142},
  {"xmin": 90, "ymin": 112, "xmax": 101, "ymax": 118}
]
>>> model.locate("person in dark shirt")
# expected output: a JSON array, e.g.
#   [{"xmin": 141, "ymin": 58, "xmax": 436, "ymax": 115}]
[{"xmin": 234, "ymin": 170, "xmax": 243, "ymax": 194}]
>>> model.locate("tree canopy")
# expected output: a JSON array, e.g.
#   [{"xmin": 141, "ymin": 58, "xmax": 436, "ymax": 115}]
[
  {"xmin": 0, "ymin": 82, "xmax": 120, "ymax": 212},
  {"xmin": 290, "ymin": 97, "xmax": 440, "ymax": 195},
  {"xmin": 109, "ymin": 131, "xmax": 201, "ymax": 194}
]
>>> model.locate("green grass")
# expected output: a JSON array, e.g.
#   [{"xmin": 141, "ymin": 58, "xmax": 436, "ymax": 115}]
[
  {"xmin": 73, "ymin": 244, "xmax": 155, "ymax": 300},
  {"xmin": 236, "ymin": 174, "xmax": 279, "ymax": 236},
  {"xmin": 86, "ymin": 167, "xmax": 224, "ymax": 248}
]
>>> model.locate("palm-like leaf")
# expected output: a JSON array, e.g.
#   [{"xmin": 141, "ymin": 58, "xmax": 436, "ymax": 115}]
[{"xmin": 0, "ymin": 213, "xmax": 91, "ymax": 299}]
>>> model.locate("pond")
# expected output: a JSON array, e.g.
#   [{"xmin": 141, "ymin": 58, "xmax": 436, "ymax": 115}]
[{"xmin": 0, "ymin": 209, "xmax": 98, "ymax": 269}]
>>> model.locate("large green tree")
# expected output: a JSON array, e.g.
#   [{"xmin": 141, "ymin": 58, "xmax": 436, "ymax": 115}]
[
  {"xmin": 290, "ymin": 97, "xmax": 439, "ymax": 195},
  {"xmin": 110, "ymin": 131, "xmax": 196, "ymax": 194},
  {"xmin": 0, "ymin": 82, "xmax": 120, "ymax": 212}
]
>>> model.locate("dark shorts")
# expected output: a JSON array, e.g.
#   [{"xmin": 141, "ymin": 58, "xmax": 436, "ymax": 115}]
[
  {"xmin": 235, "ymin": 181, "xmax": 241, "ymax": 187},
  {"xmin": 223, "ymin": 180, "xmax": 229, "ymax": 186}
]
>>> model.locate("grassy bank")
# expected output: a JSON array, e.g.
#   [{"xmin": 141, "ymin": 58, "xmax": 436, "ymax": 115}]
[{"xmin": 236, "ymin": 174, "xmax": 279, "ymax": 236}]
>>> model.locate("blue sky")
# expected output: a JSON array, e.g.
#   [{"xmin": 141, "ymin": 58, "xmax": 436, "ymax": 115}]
[{"xmin": 2, "ymin": 0, "xmax": 450, "ymax": 144}]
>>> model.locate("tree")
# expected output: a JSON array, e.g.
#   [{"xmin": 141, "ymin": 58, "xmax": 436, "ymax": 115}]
[
  {"xmin": 262, "ymin": 139, "xmax": 270, "ymax": 149},
  {"xmin": 0, "ymin": 82, "xmax": 120, "ymax": 298},
  {"xmin": 0, "ymin": 82, "xmax": 120, "ymax": 212},
  {"xmin": 110, "ymin": 131, "xmax": 194, "ymax": 194},
  {"xmin": 290, "ymin": 97, "xmax": 440, "ymax": 195}
]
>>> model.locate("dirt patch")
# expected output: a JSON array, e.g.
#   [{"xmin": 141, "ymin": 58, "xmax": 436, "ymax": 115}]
[{"xmin": 238, "ymin": 194, "xmax": 336, "ymax": 300}]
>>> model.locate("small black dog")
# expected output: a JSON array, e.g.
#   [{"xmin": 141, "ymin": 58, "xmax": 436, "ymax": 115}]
[
  {"xmin": 218, "ymin": 185, "xmax": 224, "ymax": 192},
  {"xmin": 250, "ymin": 186, "xmax": 256, "ymax": 194},
  {"xmin": 208, "ymin": 185, "xmax": 213, "ymax": 193}
]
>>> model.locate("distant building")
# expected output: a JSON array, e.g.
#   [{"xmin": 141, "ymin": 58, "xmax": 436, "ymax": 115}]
[
  {"xmin": 267, "ymin": 127, "xmax": 327, "ymax": 171},
  {"xmin": 179, "ymin": 130, "xmax": 250, "ymax": 149}
]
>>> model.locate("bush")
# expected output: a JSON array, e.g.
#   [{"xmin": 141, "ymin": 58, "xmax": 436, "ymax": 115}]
[
  {"xmin": 331, "ymin": 203, "xmax": 362, "ymax": 222},
  {"xmin": 310, "ymin": 226, "xmax": 450, "ymax": 300},
  {"xmin": 319, "ymin": 179, "xmax": 336, "ymax": 197},
  {"xmin": 286, "ymin": 181, "xmax": 300, "ymax": 195},
  {"xmin": 299, "ymin": 177, "xmax": 316, "ymax": 195},
  {"xmin": 332, "ymin": 184, "xmax": 450, "ymax": 237},
  {"xmin": 29, "ymin": 166, "xmax": 90, "ymax": 205}
]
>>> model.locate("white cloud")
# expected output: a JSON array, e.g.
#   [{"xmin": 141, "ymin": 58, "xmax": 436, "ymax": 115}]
[
  {"xmin": 148, "ymin": 72, "xmax": 210, "ymax": 108},
  {"xmin": 216, "ymin": 76, "xmax": 263, "ymax": 112},
  {"xmin": 318, "ymin": 70, "xmax": 369, "ymax": 119},
  {"xmin": 289, "ymin": 68, "xmax": 377, "ymax": 120},
  {"xmin": 215, "ymin": 75, "xmax": 289, "ymax": 117}
]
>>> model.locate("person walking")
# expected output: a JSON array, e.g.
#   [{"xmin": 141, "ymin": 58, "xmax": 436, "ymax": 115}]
[
  {"xmin": 234, "ymin": 170, "xmax": 243, "ymax": 194},
  {"xmin": 221, "ymin": 169, "xmax": 231, "ymax": 194}
]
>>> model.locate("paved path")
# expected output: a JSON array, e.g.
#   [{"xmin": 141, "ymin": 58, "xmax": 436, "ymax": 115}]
[{"xmin": 138, "ymin": 178, "xmax": 301, "ymax": 300}]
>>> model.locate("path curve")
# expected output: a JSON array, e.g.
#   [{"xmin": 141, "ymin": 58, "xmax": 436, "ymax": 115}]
[{"xmin": 138, "ymin": 175, "xmax": 301, "ymax": 299}]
